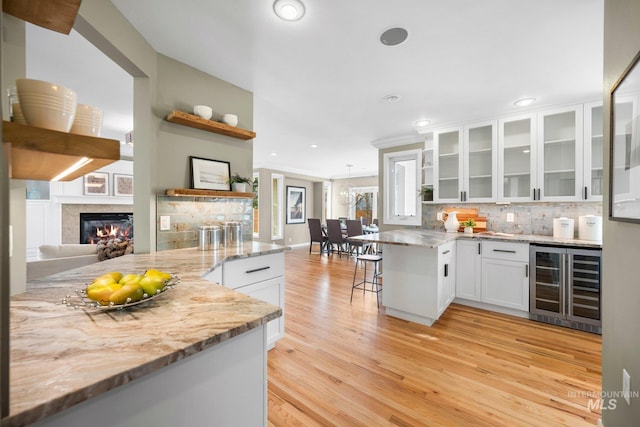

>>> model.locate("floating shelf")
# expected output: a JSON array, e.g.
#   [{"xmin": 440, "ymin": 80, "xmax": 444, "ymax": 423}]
[
  {"xmin": 2, "ymin": 121, "xmax": 120, "ymax": 181},
  {"xmin": 165, "ymin": 188, "xmax": 256, "ymax": 199},
  {"xmin": 165, "ymin": 111, "xmax": 256, "ymax": 140}
]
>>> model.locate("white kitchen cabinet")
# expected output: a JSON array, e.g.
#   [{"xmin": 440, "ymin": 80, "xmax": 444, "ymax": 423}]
[
  {"xmin": 222, "ymin": 252, "xmax": 285, "ymax": 349},
  {"xmin": 434, "ymin": 121, "xmax": 497, "ymax": 202},
  {"xmin": 434, "ymin": 127, "xmax": 462, "ymax": 202},
  {"xmin": 498, "ymin": 113, "xmax": 537, "ymax": 202},
  {"xmin": 481, "ymin": 241, "xmax": 529, "ymax": 311},
  {"xmin": 455, "ymin": 239, "xmax": 482, "ymax": 301},
  {"xmin": 583, "ymin": 102, "xmax": 604, "ymax": 201},
  {"xmin": 536, "ymin": 105, "xmax": 584, "ymax": 201},
  {"xmin": 382, "ymin": 240, "xmax": 456, "ymax": 326},
  {"xmin": 498, "ymin": 105, "xmax": 586, "ymax": 202},
  {"xmin": 421, "ymin": 136, "xmax": 434, "ymax": 202},
  {"xmin": 437, "ymin": 241, "xmax": 456, "ymax": 317}
]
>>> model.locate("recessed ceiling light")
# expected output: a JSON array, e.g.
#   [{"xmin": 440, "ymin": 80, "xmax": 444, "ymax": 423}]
[
  {"xmin": 514, "ymin": 97, "xmax": 536, "ymax": 107},
  {"xmin": 310, "ymin": 144, "xmax": 318, "ymax": 148},
  {"xmin": 380, "ymin": 27, "xmax": 408, "ymax": 46},
  {"xmin": 273, "ymin": 0, "xmax": 305, "ymax": 21},
  {"xmin": 385, "ymin": 94, "xmax": 400, "ymax": 102},
  {"xmin": 271, "ymin": 152, "xmax": 278, "ymax": 156},
  {"xmin": 414, "ymin": 119, "xmax": 431, "ymax": 127}
]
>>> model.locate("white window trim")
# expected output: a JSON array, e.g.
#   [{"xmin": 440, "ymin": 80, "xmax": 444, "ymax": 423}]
[
  {"xmin": 271, "ymin": 173, "xmax": 284, "ymax": 240},
  {"xmin": 383, "ymin": 149, "xmax": 422, "ymax": 226}
]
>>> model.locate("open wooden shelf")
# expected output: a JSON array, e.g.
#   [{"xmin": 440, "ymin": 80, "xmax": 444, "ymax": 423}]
[
  {"xmin": 165, "ymin": 111, "xmax": 256, "ymax": 140},
  {"xmin": 2, "ymin": 121, "xmax": 121, "ymax": 181},
  {"xmin": 165, "ymin": 188, "xmax": 256, "ymax": 199}
]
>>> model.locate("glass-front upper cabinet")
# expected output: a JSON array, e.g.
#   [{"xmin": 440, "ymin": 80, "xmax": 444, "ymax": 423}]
[
  {"xmin": 537, "ymin": 106, "xmax": 583, "ymax": 201},
  {"xmin": 434, "ymin": 122, "xmax": 496, "ymax": 203},
  {"xmin": 498, "ymin": 114, "xmax": 537, "ymax": 202},
  {"xmin": 464, "ymin": 120, "xmax": 497, "ymax": 202},
  {"xmin": 583, "ymin": 102, "xmax": 604, "ymax": 201},
  {"xmin": 434, "ymin": 128, "xmax": 462, "ymax": 202}
]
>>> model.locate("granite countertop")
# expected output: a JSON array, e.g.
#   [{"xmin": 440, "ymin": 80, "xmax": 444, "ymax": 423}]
[
  {"xmin": 349, "ymin": 229, "xmax": 602, "ymax": 249},
  {"xmin": 6, "ymin": 242, "xmax": 284, "ymax": 427}
]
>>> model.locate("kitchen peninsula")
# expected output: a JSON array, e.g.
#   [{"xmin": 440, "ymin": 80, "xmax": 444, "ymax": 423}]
[
  {"xmin": 6, "ymin": 242, "xmax": 283, "ymax": 427},
  {"xmin": 350, "ymin": 229, "xmax": 602, "ymax": 327}
]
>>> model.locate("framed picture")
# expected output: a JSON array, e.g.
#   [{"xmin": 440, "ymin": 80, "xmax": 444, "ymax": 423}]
[
  {"xmin": 113, "ymin": 173, "xmax": 134, "ymax": 196},
  {"xmin": 189, "ymin": 156, "xmax": 231, "ymax": 191},
  {"xmin": 286, "ymin": 185, "xmax": 306, "ymax": 224},
  {"xmin": 83, "ymin": 172, "xmax": 109, "ymax": 196},
  {"xmin": 610, "ymin": 49, "xmax": 640, "ymax": 223}
]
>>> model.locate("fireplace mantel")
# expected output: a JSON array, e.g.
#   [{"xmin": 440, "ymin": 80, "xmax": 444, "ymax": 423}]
[{"xmin": 55, "ymin": 195, "xmax": 133, "ymax": 205}]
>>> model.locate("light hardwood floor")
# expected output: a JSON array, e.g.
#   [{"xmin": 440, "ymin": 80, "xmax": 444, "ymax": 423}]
[{"xmin": 267, "ymin": 248, "xmax": 602, "ymax": 427}]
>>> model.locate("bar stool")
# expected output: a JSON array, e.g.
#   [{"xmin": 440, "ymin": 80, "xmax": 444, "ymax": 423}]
[{"xmin": 351, "ymin": 254, "xmax": 383, "ymax": 308}]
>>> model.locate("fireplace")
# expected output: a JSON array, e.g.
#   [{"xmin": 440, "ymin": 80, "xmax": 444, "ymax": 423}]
[{"xmin": 79, "ymin": 212, "xmax": 133, "ymax": 244}]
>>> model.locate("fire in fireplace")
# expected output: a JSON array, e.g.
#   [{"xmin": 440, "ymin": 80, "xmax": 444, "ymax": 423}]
[{"xmin": 80, "ymin": 212, "xmax": 133, "ymax": 244}]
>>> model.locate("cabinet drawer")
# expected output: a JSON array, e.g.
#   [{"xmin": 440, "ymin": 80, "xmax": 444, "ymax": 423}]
[
  {"xmin": 481, "ymin": 241, "xmax": 528, "ymax": 262},
  {"xmin": 223, "ymin": 252, "xmax": 284, "ymax": 289}
]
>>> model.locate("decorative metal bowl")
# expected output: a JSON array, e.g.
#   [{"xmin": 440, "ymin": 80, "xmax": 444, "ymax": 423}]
[{"xmin": 62, "ymin": 275, "xmax": 180, "ymax": 311}]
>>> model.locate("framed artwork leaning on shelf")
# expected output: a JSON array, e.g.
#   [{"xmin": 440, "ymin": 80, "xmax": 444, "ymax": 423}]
[{"xmin": 189, "ymin": 156, "xmax": 231, "ymax": 191}]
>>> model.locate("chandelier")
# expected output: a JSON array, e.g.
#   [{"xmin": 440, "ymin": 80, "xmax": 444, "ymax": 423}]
[{"xmin": 338, "ymin": 164, "xmax": 355, "ymax": 206}]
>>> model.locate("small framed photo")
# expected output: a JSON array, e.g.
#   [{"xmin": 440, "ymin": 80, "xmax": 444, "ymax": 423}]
[
  {"xmin": 113, "ymin": 173, "xmax": 134, "ymax": 196},
  {"xmin": 286, "ymin": 185, "xmax": 306, "ymax": 224},
  {"xmin": 190, "ymin": 156, "xmax": 231, "ymax": 191},
  {"xmin": 84, "ymin": 172, "xmax": 109, "ymax": 196}
]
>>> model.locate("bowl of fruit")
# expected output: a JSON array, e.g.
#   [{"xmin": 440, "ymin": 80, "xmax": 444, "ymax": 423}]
[{"xmin": 63, "ymin": 269, "xmax": 179, "ymax": 310}]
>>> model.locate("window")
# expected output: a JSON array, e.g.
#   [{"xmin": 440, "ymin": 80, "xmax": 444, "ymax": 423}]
[
  {"xmin": 383, "ymin": 149, "xmax": 421, "ymax": 225},
  {"xmin": 349, "ymin": 186, "xmax": 378, "ymax": 224},
  {"xmin": 271, "ymin": 173, "xmax": 284, "ymax": 240}
]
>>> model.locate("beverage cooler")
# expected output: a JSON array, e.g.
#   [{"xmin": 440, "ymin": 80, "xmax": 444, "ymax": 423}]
[{"xmin": 529, "ymin": 245, "xmax": 602, "ymax": 334}]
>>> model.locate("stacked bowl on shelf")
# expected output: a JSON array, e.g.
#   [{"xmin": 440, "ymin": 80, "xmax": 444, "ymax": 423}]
[{"xmin": 14, "ymin": 78, "xmax": 102, "ymax": 136}]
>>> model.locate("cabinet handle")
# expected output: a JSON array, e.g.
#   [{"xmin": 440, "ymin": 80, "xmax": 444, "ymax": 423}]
[
  {"xmin": 478, "ymin": 243, "xmax": 481, "ymax": 255},
  {"xmin": 537, "ymin": 188, "xmax": 541, "ymax": 200},
  {"xmin": 460, "ymin": 191, "xmax": 464, "ymax": 201},
  {"xmin": 525, "ymin": 264, "xmax": 529, "ymax": 278},
  {"xmin": 442, "ymin": 249, "xmax": 450, "ymax": 255},
  {"xmin": 532, "ymin": 188, "xmax": 536, "ymax": 200},
  {"xmin": 444, "ymin": 263, "xmax": 449, "ymax": 277},
  {"xmin": 584, "ymin": 186, "xmax": 588, "ymax": 200},
  {"xmin": 245, "ymin": 266, "xmax": 271, "ymax": 274},
  {"xmin": 493, "ymin": 249, "xmax": 516, "ymax": 253}
]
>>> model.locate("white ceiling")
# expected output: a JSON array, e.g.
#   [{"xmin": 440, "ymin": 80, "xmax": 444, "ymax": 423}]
[{"xmin": 27, "ymin": 0, "xmax": 604, "ymax": 179}]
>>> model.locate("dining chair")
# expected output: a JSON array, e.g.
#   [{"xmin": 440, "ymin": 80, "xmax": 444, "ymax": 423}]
[
  {"xmin": 326, "ymin": 219, "xmax": 347, "ymax": 257},
  {"xmin": 345, "ymin": 219, "xmax": 369, "ymax": 256},
  {"xmin": 307, "ymin": 218, "xmax": 328, "ymax": 254}
]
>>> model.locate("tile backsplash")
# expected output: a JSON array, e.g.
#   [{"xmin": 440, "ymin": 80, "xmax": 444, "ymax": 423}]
[
  {"xmin": 422, "ymin": 202, "xmax": 602, "ymax": 236},
  {"xmin": 156, "ymin": 195, "xmax": 253, "ymax": 251}
]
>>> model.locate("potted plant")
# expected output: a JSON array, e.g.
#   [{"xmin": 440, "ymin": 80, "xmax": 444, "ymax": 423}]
[
  {"xmin": 419, "ymin": 186, "xmax": 433, "ymax": 202},
  {"xmin": 462, "ymin": 219, "xmax": 476, "ymax": 234},
  {"xmin": 229, "ymin": 173, "xmax": 252, "ymax": 192}
]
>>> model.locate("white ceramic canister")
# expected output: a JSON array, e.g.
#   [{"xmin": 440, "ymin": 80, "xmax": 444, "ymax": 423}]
[
  {"xmin": 552, "ymin": 217, "xmax": 575, "ymax": 239},
  {"xmin": 578, "ymin": 215, "xmax": 602, "ymax": 241}
]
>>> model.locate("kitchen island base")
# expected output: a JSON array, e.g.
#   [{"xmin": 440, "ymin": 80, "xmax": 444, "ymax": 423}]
[
  {"xmin": 382, "ymin": 242, "xmax": 455, "ymax": 327},
  {"xmin": 30, "ymin": 326, "xmax": 267, "ymax": 427}
]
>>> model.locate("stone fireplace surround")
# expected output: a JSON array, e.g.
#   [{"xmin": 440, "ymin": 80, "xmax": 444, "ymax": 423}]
[{"xmin": 61, "ymin": 204, "xmax": 132, "ymax": 244}]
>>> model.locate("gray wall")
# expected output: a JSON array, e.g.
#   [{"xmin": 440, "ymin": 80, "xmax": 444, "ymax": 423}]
[
  {"xmin": 155, "ymin": 53, "xmax": 253, "ymax": 191},
  {"xmin": 602, "ymin": 1, "xmax": 640, "ymax": 425}
]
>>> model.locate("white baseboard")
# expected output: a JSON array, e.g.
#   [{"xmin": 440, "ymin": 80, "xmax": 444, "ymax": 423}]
[
  {"xmin": 597, "ymin": 418, "xmax": 604, "ymax": 427},
  {"xmin": 287, "ymin": 242, "xmax": 309, "ymax": 250}
]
